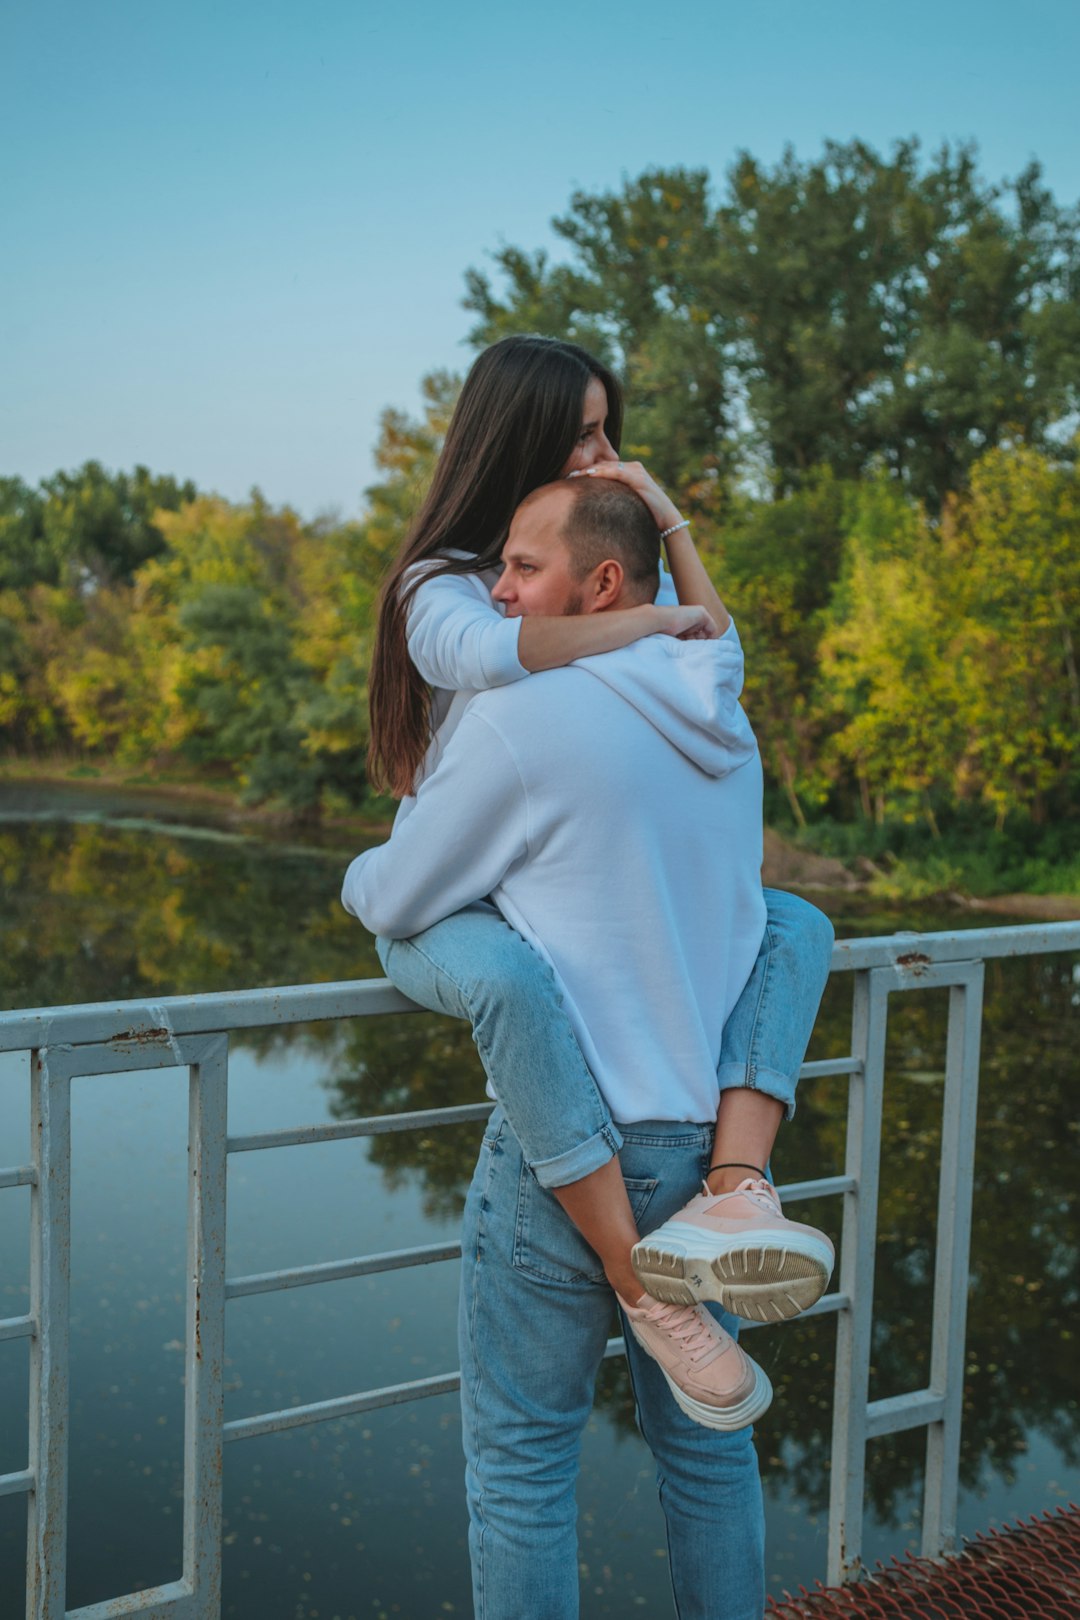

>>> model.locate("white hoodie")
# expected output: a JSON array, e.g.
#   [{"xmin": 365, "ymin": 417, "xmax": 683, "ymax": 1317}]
[{"xmin": 342, "ymin": 623, "xmax": 766, "ymax": 1126}]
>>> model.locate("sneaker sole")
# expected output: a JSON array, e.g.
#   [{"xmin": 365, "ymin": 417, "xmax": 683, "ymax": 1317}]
[{"xmin": 631, "ymin": 1225, "xmax": 833, "ymax": 1322}]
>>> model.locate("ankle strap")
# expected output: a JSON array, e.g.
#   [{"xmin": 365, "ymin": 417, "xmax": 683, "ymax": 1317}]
[{"xmin": 707, "ymin": 1161, "xmax": 767, "ymax": 1180}]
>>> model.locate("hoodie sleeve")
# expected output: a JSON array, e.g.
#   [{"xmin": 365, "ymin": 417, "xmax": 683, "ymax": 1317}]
[
  {"xmin": 406, "ymin": 568, "xmax": 528, "ymax": 692},
  {"xmin": 341, "ymin": 710, "xmax": 529, "ymax": 939}
]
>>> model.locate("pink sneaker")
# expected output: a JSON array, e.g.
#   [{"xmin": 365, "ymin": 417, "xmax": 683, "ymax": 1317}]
[
  {"xmin": 618, "ymin": 1292, "xmax": 773, "ymax": 1431},
  {"xmin": 631, "ymin": 1178, "xmax": 834, "ymax": 1322}
]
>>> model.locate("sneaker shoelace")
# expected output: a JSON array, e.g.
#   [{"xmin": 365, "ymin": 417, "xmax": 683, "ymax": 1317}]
[
  {"xmin": 731, "ymin": 1177, "xmax": 783, "ymax": 1215},
  {"xmin": 640, "ymin": 1299, "xmax": 729, "ymax": 1367}
]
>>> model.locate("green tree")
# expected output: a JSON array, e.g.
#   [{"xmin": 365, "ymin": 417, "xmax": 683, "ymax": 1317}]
[
  {"xmin": 941, "ymin": 442, "xmax": 1080, "ymax": 827},
  {"xmin": 710, "ymin": 468, "xmax": 847, "ymax": 822},
  {"xmin": 816, "ymin": 478, "xmax": 964, "ymax": 826},
  {"xmin": 465, "ymin": 168, "xmax": 741, "ymax": 505},
  {"xmin": 463, "ymin": 141, "xmax": 1080, "ymax": 511},
  {"xmin": 34, "ymin": 462, "xmax": 197, "ymax": 587},
  {"xmin": 0, "ymin": 477, "xmax": 49, "ymax": 590},
  {"xmin": 46, "ymin": 583, "xmax": 159, "ymax": 755},
  {"xmin": 0, "ymin": 584, "xmax": 73, "ymax": 749}
]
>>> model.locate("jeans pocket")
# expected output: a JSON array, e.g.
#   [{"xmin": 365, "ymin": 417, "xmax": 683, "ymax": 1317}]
[{"xmin": 512, "ymin": 1167, "xmax": 659, "ymax": 1285}]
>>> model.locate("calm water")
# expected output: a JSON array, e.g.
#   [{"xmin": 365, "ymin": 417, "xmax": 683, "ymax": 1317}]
[{"xmin": 1, "ymin": 783, "xmax": 1077, "ymax": 1618}]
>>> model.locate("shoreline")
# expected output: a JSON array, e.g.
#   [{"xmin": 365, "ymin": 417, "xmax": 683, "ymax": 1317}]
[
  {"xmin": 3, "ymin": 765, "xmax": 1078, "ymax": 920},
  {"xmin": 0, "ymin": 760, "xmax": 395, "ymax": 840}
]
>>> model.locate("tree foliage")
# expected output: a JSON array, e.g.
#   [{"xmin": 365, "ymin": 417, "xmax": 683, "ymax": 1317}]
[
  {"xmin": 3, "ymin": 143, "xmax": 1078, "ymax": 847},
  {"xmin": 466, "ymin": 139, "xmax": 1080, "ymax": 510}
]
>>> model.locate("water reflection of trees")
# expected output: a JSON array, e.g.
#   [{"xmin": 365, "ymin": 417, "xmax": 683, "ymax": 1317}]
[
  {"xmin": 0, "ymin": 820, "xmax": 379, "ymax": 1018},
  {"xmin": 6, "ymin": 817, "xmax": 1078, "ymax": 1530}
]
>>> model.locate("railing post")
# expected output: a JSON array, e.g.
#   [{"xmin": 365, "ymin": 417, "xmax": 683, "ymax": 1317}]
[
  {"xmin": 922, "ymin": 962, "xmax": 985, "ymax": 1558},
  {"xmin": 27, "ymin": 1048, "xmax": 71, "ymax": 1620},
  {"xmin": 827, "ymin": 967, "xmax": 889, "ymax": 1586},
  {"xmin": 182, "ymin": 1035, "xmax": 229, "ymax": 1619}
]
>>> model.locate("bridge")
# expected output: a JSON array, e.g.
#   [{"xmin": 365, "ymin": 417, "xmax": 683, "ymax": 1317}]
[{"xmin": 2, "ymin": 920, "xmax": 1079, "ymax": 1618}]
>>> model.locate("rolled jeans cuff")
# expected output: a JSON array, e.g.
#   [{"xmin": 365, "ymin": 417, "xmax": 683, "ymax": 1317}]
[
  {"xmin": 527, "ymin": 1120, "xmax": 624, "ymax": 1188},
  {"xmin": 716, "ymin": 1061, "xmax": 797, "ymax": 1123}
]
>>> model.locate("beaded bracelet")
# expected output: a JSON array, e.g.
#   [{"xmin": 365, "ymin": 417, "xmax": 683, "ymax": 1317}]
[{"xmin": 659, "ymin": 519, "xmax": 691, "ymax": 540}]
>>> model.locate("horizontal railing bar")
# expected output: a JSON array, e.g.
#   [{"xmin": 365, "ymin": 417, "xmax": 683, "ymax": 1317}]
[
  {"xmin": 227, "ymin": 1339, "xmax": 630, "ymax": 1443},
  {"xmin": 0, "ymin": 1165, "xmax": 35, "ymax": 1189},
  {"xmin": 775, "ymin": 1175, "xmax": 855, "ymax": 1203},
  {"xmin": 228, "ymin": 1101, "xmax": 495, "ymax": 1154},
  {"xmin": 222, "ymin": 1304, "xmax": 851, "ymax": 1448},
  {"xmin": 2, "ymin": 921, "xmax": 1076, "ymax": 1055},
  {"xmin": 67, "ymin": 1576, "xmax": 193, "ymax": 1618},
  {"xmin": 798, "ymin": 1058, "xmax": 862, "ymax": 1080},
  {"xmin": 832, "ymin": 921, "xmax": 1080, "ymax": 972},
  {"xmin": 226, "ymin": 1241, "xmax": 461, "ymax": 1299},
  {"xmin": 0, "ymin": 1467, "xmax": 34, "ymax": 1499},
  {"xmin": 229, "ymin": 1094, "xmax": 857, "ymax": 1159},
  {"xmin": 0, "ymin": 1314, "xmax": 34, "ymax": 1343},
  {"xmin": 228, "ymin": 1194, "xmax": 854, "ymax": 1302},
  {"xmin": 224, "ymin": 1370, "xmax": 462, "ymax": 1441},
  {"xmin": 865, "ymin": 1389, "xmax": 946, "ymax": 1438},
  {"xmin": 0, "ymin": 978, "xmax": 418, "ymax": 1053},
  {"xmin": 741, "ymin": 1292, "xmax": 850, "ymax": 1331}
]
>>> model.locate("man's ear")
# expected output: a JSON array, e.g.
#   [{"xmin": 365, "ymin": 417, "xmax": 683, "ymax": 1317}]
[{"xmin": 588, "ymin": 558, "xmax": 625, "ymax": 611}]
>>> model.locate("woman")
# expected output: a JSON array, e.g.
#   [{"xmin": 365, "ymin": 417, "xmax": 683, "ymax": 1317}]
[{"xmin": 367, "ymin": 334, "xmax": 835, "ymax": 1326}]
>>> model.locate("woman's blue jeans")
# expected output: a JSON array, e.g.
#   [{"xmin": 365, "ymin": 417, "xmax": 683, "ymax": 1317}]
[
  {"xmin": 376, "ymin": 888, "xmax": 834, "ymax": 1188},
  {"xmin": 459, "ymin": 1112, "xmax": 764, "ymax": 1620}
]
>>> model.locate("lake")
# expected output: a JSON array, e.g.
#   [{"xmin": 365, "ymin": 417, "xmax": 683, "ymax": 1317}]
[{"xmin": 1, "ymin": 783, "xmax": 1077, "ymax": 1618}]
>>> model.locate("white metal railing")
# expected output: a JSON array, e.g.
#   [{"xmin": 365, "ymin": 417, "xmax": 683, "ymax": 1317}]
[{"xmin": 2, "ymin": 920, "xmax": 1079, "ymax": 1617}]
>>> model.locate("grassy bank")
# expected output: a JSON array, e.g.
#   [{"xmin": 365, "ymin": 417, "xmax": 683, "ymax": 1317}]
[
  {"xmin": 4, "ymin": 758, "xmax": 1079, "ymax": 908},
  {"xmin": 781, "ymin": 812, "xmax": 1080, "ymax": 902},
  {"xmin": 0, "ymin": 756, "xmax": 397, "ymax": 840}
]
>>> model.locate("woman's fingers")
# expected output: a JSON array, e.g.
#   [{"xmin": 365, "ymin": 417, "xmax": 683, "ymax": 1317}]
[
  {"xmin": 660, "ymin": 605, "xmax": 720, "ymax": 641},
  {"xmin": 568, "ymin": 461, "xmax": 681, "ymax": 529}
]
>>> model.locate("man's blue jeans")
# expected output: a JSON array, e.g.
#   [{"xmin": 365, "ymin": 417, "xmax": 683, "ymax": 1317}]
[
  {"xmin": 376, "ymin": 888, "xmax": 834, "ymax": 1188},
  {"xmin": 459, "ymin": 1111, "xmax": 766, "ymax": 1620}
]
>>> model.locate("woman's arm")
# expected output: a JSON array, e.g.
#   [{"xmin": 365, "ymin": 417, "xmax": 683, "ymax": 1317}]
[
  {"xmin": 572, "ymin": 463, "xmax": 732, "ymax": 634},
  {"xmin": 661, "ymin": 526, "xmax": 731, "ymax": 636},
  {"xmin": 518, "ymin": 601, "xmax": 717, "ymax": 671},
  {"xmin": 406, "ymin": 566, "xmax": 716, "ymax": 695}
]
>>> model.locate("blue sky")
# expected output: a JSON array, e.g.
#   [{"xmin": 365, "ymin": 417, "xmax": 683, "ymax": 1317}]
[{"xmin": 3, "ymin": 0, "xmax": 1078, "ymax": 519}]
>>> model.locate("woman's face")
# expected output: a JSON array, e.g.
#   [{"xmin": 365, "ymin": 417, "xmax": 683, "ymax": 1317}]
[{"xmin": 559, "ymin": 375, "xmax": 618, "ymax": 475}]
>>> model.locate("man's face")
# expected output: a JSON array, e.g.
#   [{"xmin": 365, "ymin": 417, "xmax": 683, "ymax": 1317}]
[{"xmin": 492, "ymin": 488, "xmax": 586, "ymax": 618}]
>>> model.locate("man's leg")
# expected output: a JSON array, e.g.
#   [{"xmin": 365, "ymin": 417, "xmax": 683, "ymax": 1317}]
[
  {"xmin": 458, "ymin": 1107, "xmax": 618, "ymax": 1620},
  {"xmin": 624, "ymin": 1329, "xmax": 765, "ymax": 1620},
  {"xmin": 620, "ymin": 1125, "xmax": 767, "ymax": 1620}
]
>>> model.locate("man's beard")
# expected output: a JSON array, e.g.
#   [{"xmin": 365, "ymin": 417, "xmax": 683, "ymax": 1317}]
[{"xmin": 562, "ymin": 589, "xmax": 585, "ymax": 617}]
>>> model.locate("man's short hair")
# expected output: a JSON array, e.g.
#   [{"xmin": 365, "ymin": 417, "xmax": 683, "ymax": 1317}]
[{"xmin": 560, "ymin": 479, "xmax": 660, "ymax": 600}]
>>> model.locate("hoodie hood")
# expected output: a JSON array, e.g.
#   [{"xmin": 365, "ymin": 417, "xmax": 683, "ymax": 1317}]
[{"xmin": 573, "ymin": 619, "xmax": 758, "ymax": 777}]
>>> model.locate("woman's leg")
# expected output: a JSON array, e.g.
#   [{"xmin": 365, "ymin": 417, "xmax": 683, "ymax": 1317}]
[
  {"xmin": 379, "ymin": 890, "xmax": 835, "ymax": 1311},
  {"xmin": 709, "ymin": 888, "xmax": 835, "ymax": 1192},
  {"xmin": 631, "ymin": 892, "xmax": 837, "ymax": 1320},
  {"xmin": 378, "ymin": 903, "xmax": 643, "ymax": 1300}
]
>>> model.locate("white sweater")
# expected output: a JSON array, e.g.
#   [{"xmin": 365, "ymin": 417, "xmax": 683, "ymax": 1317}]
[{"xmin": 343, "ymin": 627, "xmax": 766, "ymax": 1125}]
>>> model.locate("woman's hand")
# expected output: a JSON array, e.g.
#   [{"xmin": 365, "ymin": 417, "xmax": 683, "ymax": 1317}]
[
  {"xmin": 569, "ymin": 460, "xmax": 682, "ymax": 532},
  {"xmin": 655, "ymin": 604, "xmax": 720, "ymax": 641},
  {"xmin": 571, "ymin": 459, "xmax": 732, "ymax": 634}
]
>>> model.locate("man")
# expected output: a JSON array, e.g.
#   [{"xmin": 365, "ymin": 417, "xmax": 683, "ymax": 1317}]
[{"xmin": 343, "ymin": 478, "xmax": 801, "ymax": 1619}]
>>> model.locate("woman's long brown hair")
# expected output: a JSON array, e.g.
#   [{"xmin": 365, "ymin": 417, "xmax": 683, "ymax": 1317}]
[{"xmin": 367, "ymin": 335, "xmax": 623, "ymax": 798}]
